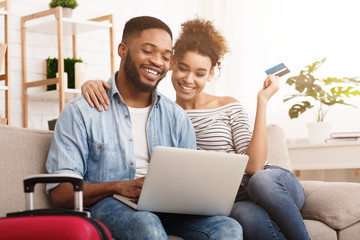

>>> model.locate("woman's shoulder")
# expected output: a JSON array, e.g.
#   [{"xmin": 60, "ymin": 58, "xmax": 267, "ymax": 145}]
[
  {"xmin": 217, "ymin": 96, "xmax": 239, "ymax": 106},
  {"xmin": 203, "ymin": 95, "xmax": 243, "ymax": 111}
]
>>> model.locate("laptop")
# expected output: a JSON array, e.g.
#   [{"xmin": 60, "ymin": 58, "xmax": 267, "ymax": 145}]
[{"xmin": 113, "ymin": 146, "xmax": 248, "ymax": 216}]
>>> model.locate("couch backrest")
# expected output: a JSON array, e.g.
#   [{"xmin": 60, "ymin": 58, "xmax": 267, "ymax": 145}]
[
  {"xmin": 266, "ymin": 124, "xmax": 292, "ymax": 171},
  {"xmin": 0, "ymin": 124, "xmax": 292, "ymax": 217},
  {"xmin": 0, "ymin": 124, "xmax": 54, "ymax": 217}
]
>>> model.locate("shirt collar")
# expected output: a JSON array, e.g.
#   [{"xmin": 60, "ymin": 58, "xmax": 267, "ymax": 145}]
[{"xmin": 108, "ymin": 71, "xmax": 161, "ymax": 106}]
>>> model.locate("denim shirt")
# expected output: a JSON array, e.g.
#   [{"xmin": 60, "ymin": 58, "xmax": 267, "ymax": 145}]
[{"xmin": 46, "ymin": 72, "xmax": 196, "ymax": 192}]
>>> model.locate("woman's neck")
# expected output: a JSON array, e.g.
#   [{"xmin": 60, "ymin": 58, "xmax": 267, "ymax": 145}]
[{"xmin": 176, "ymin": 92, "xmax": 216, "ymax": 110}]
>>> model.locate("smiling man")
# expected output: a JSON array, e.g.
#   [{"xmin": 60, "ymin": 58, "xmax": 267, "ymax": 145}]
[{"xmin": 46, "ymin": 16, "xmax": 242, "ymax": 240}]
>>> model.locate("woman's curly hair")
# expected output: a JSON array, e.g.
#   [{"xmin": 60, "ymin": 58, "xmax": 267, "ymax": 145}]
[{"xmin": 172, "ymin": 18, "xmax": 229, "ymax": 71}]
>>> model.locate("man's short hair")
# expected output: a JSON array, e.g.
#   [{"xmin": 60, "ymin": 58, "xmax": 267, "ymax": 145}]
[{"xmin": 122, "ymin": 16, "xmax": 173, "ymax": 43}]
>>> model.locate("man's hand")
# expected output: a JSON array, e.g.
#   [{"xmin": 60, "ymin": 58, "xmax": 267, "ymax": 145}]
[
  {"xmin": 81, "ymin": 80, "xmax": 111, "ymax": 111},
  {"xmin": 117, "ymin": 177, "xmax": 145, "ymax": 198},
  {"xmin": 50, "ymin": 177, "xmax": 146, "ymax": 208}
]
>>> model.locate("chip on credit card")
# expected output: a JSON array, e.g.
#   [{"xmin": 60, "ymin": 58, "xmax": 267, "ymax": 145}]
[{"xmin": 265, "ymin": 63, "xmax": 290, "ymax": 77}]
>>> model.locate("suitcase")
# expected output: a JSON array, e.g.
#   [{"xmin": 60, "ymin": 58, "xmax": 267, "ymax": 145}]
[{"xmin": 0, "ymin": 174, "xmax": 112, "ymax": 240}]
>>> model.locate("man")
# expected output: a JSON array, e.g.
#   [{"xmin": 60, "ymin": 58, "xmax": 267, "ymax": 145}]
[{"xmin": 46, "ymin": 16, "xmax": 242, "ymax": 239}]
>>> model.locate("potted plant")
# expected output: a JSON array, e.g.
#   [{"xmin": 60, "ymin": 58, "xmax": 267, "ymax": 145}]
[
  {"xmin": 49, "ymin": 0, "xmax": 78, "ymax": 18},
  {"xmin": 46, "ymin": 57, "xmax": 83, "ymax": 91},
  {"xmin": 283, "ymin": 57, "xmax": 360, "ymax": 143}
]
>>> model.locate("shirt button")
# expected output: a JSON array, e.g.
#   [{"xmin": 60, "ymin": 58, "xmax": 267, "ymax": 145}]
[
  {"xmin": 125, "ymin": 115, "xmax": 129, "ymax": 119},
  {"xmin": 129, "ymin": 138, "xmax": 133, "ymax": 142},
  {"xmin": 130, "ymin": 161, "xmax": 134, "ymax": 165},
  {"xmin": 97, "ymin": 144, "xmax": 102, "ymax": 149}
]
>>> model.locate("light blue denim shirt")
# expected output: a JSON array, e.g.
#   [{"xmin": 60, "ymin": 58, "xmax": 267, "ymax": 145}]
[{"xmin": 46, "ymin": 72, "xmax": 196, "ymax": 192}]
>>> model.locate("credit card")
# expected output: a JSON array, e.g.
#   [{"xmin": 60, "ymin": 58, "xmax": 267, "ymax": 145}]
[{"xmin": 265, "ymin": 63, "xmax": 290, "ymax": 77}]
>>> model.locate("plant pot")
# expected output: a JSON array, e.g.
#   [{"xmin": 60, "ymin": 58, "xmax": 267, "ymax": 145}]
[
  {"xmin": 62, "ymin": 8, "xmax": 73, "ymax": 18},
  {"xmin": 56, "ymin": 72, "xmax": 68, "ymax": 89},
  {"xmin": 75, "ymin": 62, "xmax": 87, "ymax": 89},
  {"xmin": 307, "ymin": 122, "xmax": 332, "ymax": 144}
]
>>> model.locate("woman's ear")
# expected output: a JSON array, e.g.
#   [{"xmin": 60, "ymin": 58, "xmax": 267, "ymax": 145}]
[
  {"xmin": 207, "ymin": 67, "xmax": 215, "ymax": 82},
  {"xmin": 118, "ymin": 43, "xmax": 127, "ymax": 59}
]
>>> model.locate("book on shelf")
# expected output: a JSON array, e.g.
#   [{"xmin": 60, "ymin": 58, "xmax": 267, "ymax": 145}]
[
  {"xmin": 325, "ymin": 137, "xmax": 360, "ymax": 143},
  {"xmin": 329, "ymin": 132, "xmax": 360, "ymax": 138}
]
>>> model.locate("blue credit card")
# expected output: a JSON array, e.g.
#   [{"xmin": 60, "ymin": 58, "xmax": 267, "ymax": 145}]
[{"xmin": 265, "ymin": 63, "xmax": 290, "ymax": 77}]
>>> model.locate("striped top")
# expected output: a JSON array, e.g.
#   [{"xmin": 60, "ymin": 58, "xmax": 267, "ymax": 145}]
[{"xmin": 185, "ymin": 102, "xmax": 252, "ymax": 154}]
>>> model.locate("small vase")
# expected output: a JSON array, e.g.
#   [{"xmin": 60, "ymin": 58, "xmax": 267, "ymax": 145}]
[
  {"xmin": 62, "ymin": 8, "xmax": 73, "ymax": 18},
  {"xmin": 307, "ymin": 122, "xmax": 332, "ymax": 144}
]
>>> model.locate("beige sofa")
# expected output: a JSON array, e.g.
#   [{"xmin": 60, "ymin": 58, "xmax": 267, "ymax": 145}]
[{"xmin": 1, "ymin": 124, "xmax": 360, "ymax": 239}]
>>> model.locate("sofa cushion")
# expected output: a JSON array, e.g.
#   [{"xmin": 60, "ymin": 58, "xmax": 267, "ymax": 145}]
[
  {"xmin": 0, "ymin": 125, "xmax": 54, "ymax": 217},
  {"xmin": 266, "ymin": 124, "xmax": 292, "ymax": 171},
  {"xmin": 304, "ymin": 219, "xmax": 337, "ymax": 240},
  {"xmin": 301, "ymin": 181, "xmax": 360, "ymax": 230},
  {"xmin": 338, "ymin": 221, "xmax": 360, "ymax": 240}
]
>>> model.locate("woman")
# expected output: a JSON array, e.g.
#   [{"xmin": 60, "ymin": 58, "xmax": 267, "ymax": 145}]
[{"xmin": 81, "ymin": 18, "xmax": 310, "ymax": 240}]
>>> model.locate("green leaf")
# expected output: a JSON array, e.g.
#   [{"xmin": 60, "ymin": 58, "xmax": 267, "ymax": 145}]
[
  {"xmin": 283, "ymin": 57, "xmax": 360, "ymax": 121},
  {"xmin": 322, "ymin": 77, "xmax": 347, "ymax": 85},
  {"xmin": 305, "ymin": 57, "xmax": 326, "ymax": 74},
  {"xmin": 46, "ymin": 57, "xmax": 83, "ymax": 91},
  {"xmin": 288, "ymin": 101, "xmax": 314, "ymax": 119},
  {"xmin": 49, "ymin": 0, "xmax": 78, "ymax": 9}
]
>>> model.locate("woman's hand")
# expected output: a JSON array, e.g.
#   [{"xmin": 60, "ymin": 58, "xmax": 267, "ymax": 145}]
[
  {"xmin": 257, "ymin": 74, "xmax": 280, "ymax": 104},
  {"xmin": 81, "ymin": 80, "xmax": 110, "ymax": 111}
]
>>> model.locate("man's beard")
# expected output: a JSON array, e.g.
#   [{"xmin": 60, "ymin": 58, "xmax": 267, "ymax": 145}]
[{"xmin": 124, "ymin": 51, "xmax": 165, "ymax": 92}]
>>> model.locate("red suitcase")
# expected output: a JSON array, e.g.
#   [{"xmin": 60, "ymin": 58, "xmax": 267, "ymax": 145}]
[{"xmin": 0, "ymin": 174, "xmax": 112, "ymax": 240}]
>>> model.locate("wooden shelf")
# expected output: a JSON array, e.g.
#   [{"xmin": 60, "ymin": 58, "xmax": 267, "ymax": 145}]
[
  {"xmin": 28, "ymin": 89, "xmax": 80, "ymax": 102},
  {"xmin": 26, "ymin": 18, "xmax": 112, "ymax": 36},
  {"xmin": 0, "ymin": 0, "xmax": 10, "ymax": 125},
  {"xmin": 21, "ymin": 7, "xmax": 115, "ymax": 128}
]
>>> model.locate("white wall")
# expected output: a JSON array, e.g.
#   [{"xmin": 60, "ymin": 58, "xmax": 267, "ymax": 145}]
[
  {"xmin": 2, "ymin": 0, "xmax": 360, "ymax": 138},
  {"xmin": 0, "ymin": 0, "xmax": 201, "ymax": 129},
  {"xmin": 2, "ymin": 0, "xmax": 359, "ymax": 183},
  {"xmin": 198, "ymin": 0, "xmax": 360, "ymax": 140}
]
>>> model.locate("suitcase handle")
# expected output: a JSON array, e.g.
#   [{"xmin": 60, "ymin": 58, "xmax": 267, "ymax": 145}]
[
  {"xmin": 23, "ymin": 174, "xmax": 84, "ymax": 212},
  {"xmin": 24, "ymin": 174, "xmax": 83, "ymax": 192}
]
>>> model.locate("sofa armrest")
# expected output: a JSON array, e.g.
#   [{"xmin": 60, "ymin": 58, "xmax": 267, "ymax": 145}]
[{"xmin": 301, "ymin": 180, "xmax": 360, "ymax": 230}]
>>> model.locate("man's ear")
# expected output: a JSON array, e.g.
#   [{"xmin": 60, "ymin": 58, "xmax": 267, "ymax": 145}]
[
  {"xmin": 207, "ymin": 67, "xmax": 215, "ymax": 82},
  {"xmin": 118, "ymin": 43, "xmax": 127, "ymax": 59}
]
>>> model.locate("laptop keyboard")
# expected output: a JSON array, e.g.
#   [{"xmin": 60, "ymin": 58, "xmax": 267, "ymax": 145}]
[{"xmin": 129, "ymin": 198, "xmax": 139, "ymax": 204}]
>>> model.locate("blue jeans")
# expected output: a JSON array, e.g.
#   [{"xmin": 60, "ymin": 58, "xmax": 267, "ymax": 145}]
[
  {"xmin": 90, "ymin": 197, "xmax": 243, "ymax": 240},
  {"xmin": 230, "ymin": 165, "xmax": 310, "ymax": 240}
]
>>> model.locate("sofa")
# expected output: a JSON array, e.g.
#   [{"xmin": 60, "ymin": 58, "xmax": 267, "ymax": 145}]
[{"xmin": 1, "ymin": 123, "xmax": 360, "ymax": 239}]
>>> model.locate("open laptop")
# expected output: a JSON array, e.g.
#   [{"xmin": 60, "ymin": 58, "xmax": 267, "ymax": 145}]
[{"xmin": 113, "ymin": 146, "xmax": 248, "ymax": 216}]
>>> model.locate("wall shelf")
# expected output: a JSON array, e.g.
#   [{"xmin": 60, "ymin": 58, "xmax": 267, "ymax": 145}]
[
  {"xmin": 28, "ymin": 89, "xmax": 80, "ymax": 102},
  {"xmin": 21, "ymin": 7, "xmax": 115, "ymax": 127},
  {"xmin": 26, "ymin": 18, "xmax": 112, "ymax": 36}
]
